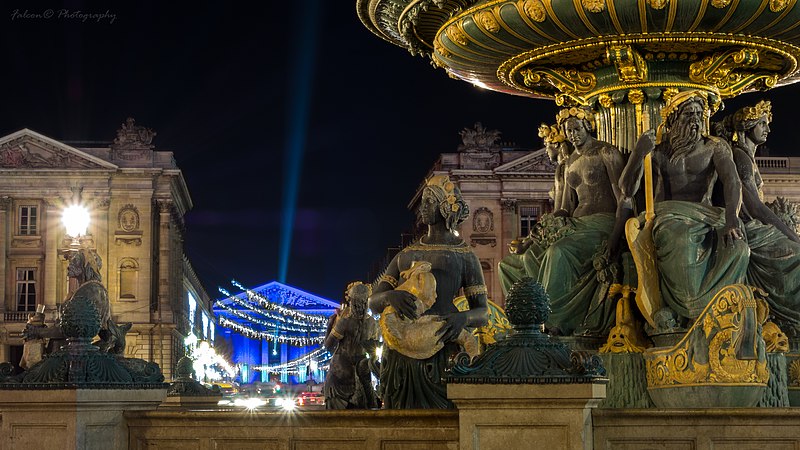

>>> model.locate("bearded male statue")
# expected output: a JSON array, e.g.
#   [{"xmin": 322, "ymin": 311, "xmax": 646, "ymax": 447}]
[{"xmin": 620, "ymin": 90, "xmax": 749, "ymax": 323}]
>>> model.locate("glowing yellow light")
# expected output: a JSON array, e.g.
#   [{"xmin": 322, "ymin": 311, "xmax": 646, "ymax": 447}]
[
  {"xmin": 375, "ymin": 346, "xmax": 383, "ymax": 360},
  {"xmin": 233, "ymin": 397, "xmax": 266, "ymax": 410},
  {"xmin": 62, "ymin": 204, "xmax": 90, "ymax": 237}
]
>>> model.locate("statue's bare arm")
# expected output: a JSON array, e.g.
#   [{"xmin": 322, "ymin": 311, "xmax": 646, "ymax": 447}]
[
  {"xmin": 734, "ymin": 149, "xmax": 800, "ymax": 243},
  {"xmin": 603, "ymin": 145, "xmax": 631, "ymax": 259},
  {"xmin": 437, "ymin": 254, "xmax": 488, "ymax": 344},
  {"xmin": 620, "ymin": 130, "xmax": 656, "ymax": 199},
  {"xmin": 710, "ymin": 138, "xmax": 743, "ymax": 244}
]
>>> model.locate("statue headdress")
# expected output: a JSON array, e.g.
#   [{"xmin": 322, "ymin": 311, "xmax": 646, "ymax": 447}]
[
  {"xmin": 424, "ymin": 175, "xmax": 469, "ymax": 232},
  {"xmin": 731, "ymin": 100, "xmax": 772, "ymax": 143},
  {"xmin": 556, "ymin": 107, "xmax": 595, "ymax": 132},
  {"xmin": 538, "ymin": 123, "xmax": 565, "ymax": 144},
  {"xmin": 655, "ymin": 90, "xmax": 710, "ymax": 144}
]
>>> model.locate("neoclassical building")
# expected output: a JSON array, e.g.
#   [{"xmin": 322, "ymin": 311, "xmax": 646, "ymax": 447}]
[
  {"xmin": 0, "ymin": 119, "xmax": 214, "ymax": 379},
  {"xmin": 415, "ymin": 123, "xmax": 800, "ymax": 308}
]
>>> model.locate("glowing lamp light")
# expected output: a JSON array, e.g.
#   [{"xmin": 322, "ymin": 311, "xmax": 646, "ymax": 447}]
[
  {"xmin": 375, "ymin": 346, "xmax": 383, "ymax": 360},
  {"xmin": 62, "ymin": 204, "xmax": 90, "ymax": 238}
]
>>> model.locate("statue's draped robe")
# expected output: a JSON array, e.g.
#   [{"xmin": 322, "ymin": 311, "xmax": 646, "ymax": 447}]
[
  {"xmin": 379, "ymin": 242, "xmax": 485, "ymax": 409},
  {"xmin": 651, "ymin": 201, "xmax": 750, "ymax": 318},
  {"xmin": 498, "ymin": 213, "xmax": 616, "ymax": 335}
]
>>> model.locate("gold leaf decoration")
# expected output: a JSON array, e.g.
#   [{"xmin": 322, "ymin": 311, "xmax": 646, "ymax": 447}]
[
  {"xmin": 711, "ymin": 0, "xmax": 732, "ymax": 7},
  {"xmin": 628, "ymin": 89, "xmax": 645, "ymax": 105},
  {"xmin": 520, "ymin": 0, "xmax": 546, "ymax": 22},
  {"xmin": 646, "ymin": 0, "xmax": 669, "ymax": 9},
  {"xmin": 446, "ymin": 24, "xmax": 468, "ymax": 46},
  {"xmin": 770, "ymin": 0, "xmax": 789, "ymax": 12},
  {"xmin": 598, "ymin": 94, "xmax": 614, "ymax": 109},
  {"xmin": 475, "ymin": 11, "xmax": 500, "ymax": 34},
  {"xmin": 582, "ymin": 0, "xmax": 606, "ymax": 13}
]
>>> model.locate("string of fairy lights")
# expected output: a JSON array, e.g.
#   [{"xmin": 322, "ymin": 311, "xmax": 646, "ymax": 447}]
[
  {"xmin": 252, "ymin": 347, "xmax": 332, "ymax": 374},
  {"xmin": 215, "ymin": 281, "xmax": 335, "ymax": 351}
]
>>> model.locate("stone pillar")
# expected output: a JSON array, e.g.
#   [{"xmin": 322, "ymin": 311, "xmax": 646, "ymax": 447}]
[
  {"xmin": 449, "ymin": 383, "xmax": 606, "ymax": 450},
  {"xmin": 43, "ymin": 199, "xmax": 63, "ymax": 309},
  {"xmin": 0, "ymin": 389, "xmax": 165, "ymax": 450},
  {"xmin": 0, "ymin": 197, "xmax": 10, "ymax": 314}
]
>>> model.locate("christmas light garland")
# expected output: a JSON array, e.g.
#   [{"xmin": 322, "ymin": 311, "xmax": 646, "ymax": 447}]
[
  {"xmin": 252, "ymin": 347, "xmax": 331, "ymax": 373},
  {"xmin": 218, "ymin": 287, "xmax": 328, "ymax": 329},
  {"xmin": 219, "ymin": 317, "xmax": 325, "ymax": 346},
  {"xmin": 230, "ymin": 280, "xmax": 330, "ymax": 326},
  {"xmin": 214, "ymin": 297, "xmax": 327, "ymax": 334}
]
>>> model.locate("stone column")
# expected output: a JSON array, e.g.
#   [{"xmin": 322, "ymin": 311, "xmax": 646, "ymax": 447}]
[
  {"xmin": 0, "ymin": 197, "xmax": 10, "ymax": 315},
  {"xmin": 43, "ymin": 199, "xmax": 63, "ymax": 310}
]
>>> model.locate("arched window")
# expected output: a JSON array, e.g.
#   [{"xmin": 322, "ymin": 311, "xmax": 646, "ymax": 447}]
[{"xmin": 118, "ymin": 258, "xmax": 139, "ymax": 301}]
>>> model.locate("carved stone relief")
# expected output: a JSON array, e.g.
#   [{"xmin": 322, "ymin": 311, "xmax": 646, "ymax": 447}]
[
  {"xmin": 115, "ymin": 204, "xmax": 143, "ymax": 246},
  {"xmin": 471, "ymin": 207, "xmax": 497, "ymax": 247}
]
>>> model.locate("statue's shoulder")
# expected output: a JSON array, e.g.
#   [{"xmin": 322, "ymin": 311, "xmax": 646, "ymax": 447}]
[{"xmin": 704, "ymin": 135, "xmax": 732, "ymax": 152}]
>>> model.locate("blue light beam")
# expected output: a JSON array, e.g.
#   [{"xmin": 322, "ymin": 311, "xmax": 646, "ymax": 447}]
[{"xmin": 279, "ymin": 2, "xmax": 322, "ymax": 283}]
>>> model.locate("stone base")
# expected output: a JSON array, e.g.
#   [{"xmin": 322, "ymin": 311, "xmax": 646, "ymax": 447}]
[
  {"xmin": 448, "ymin": 383, "xmax": 606, "ymax": 450},
  {"xmin": 127, "ymin": 409, "xmax": 459, "ymax": 449},
  {"xmin": 648, "ymin": 384, "xmax": 765, "ymax": 408},
  {"xmin": 594, "ymin": 408, "xmax": 800, "ymax": 449},
  {"xmin": 0, "ymin": 388, "xmax": 166, "ymax": 450},
  {"xmin": 160, "ymin": 394, "xmax": 222, "ymax": 409}
]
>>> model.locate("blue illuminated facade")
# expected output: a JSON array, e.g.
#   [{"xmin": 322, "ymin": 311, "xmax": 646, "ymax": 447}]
[{"xmin": 214, "ymin": 281, "xmax": 338, "ymax": 385}]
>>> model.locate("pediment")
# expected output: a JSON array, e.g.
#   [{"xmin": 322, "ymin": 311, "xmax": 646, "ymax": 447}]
[
  {"xmin": 0, "ymin": 129, "xmax": 117, "ymax": 170},
  {"xmin": 494, "ymin": 148, "xmax": 556, "ymax": 174}
]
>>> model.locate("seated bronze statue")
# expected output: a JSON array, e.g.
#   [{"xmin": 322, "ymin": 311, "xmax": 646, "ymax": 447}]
[{"xmin": 499, "ymin": 108, "xmax": 625, "ymax": 336}]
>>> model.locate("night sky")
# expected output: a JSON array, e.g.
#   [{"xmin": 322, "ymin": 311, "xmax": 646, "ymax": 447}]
[{"xmin": 2, "ymin": 2, "xmax": 799, "ymax": 303}]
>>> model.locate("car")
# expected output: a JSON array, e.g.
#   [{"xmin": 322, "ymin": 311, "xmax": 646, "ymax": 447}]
[{"xmin": 296, "ymin": 391, "xmax": 325, "ymax": 407}]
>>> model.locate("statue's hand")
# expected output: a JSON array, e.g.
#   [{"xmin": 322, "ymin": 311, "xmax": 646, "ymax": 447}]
[
  {"xmin": 387, "ymin": 290, "xmax": 418, "ymax": 320},
  {"xmin": 723, "ymin": 223, "xmax": 744, "ymax": 247},
  {"xmin": 634, "ymin": 130, "xmax": 656, "ymax": 156},
  {"xmin": 436, "ymin": 312, "xmax": 468, "ymax": 345},
  {"xmin": 508, "ymin": 238, "xmax": 531, "ymax": 255}
]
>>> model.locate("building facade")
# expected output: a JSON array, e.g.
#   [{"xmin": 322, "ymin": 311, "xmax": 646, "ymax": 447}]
[
  {"xmin": 0, "ymin": 119, "xmax": 214, "ymax": 379},
  {"xmin": 414, "ymin": 123, "xmax": 800, "ymax": 308}
]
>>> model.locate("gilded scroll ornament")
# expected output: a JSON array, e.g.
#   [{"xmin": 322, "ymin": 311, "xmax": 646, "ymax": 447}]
[
  {"xmin": 689, "ymin": 48, "xmax": 778, "ymax": 97},
  {"xmin": 607, "ymin": 44, "xmax": 649, "ymax": 83},
  {"xmin": 475, "ymin": 11, "xmax": 500, "ymax": 34},
  {"xmin": 644, "ymin": 284, "xmax": 769, "ymax": 389},
  {"xmin": 520, "ymin": 0, "xmax": 546, "ymax": 22},
  {"xmin": 711, "ymin": 0, "xmax": 733, "ymax": 7},
  {"xmin": 582, "ymin": 0, "xmax": 606, "ymax": 13},
  {"xmin": 454, "ymin": 296, "xmax": 511, "ymax": 346},
  {"xmin": 770, "ymin": 0, "xmax": 789, "ymax": 12},
  {"xmin": 520, "ymin": 67, "xmax": 596, "ymax": 100}
]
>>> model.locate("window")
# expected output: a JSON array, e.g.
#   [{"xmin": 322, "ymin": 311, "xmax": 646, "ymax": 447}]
[
  {"xmin": 188, "ymin": 293, "xmax": 197, "ymax": 328},
  {"xmin": 118, "ymin": 258, "xmax": 139, "ymax": 300},
  {"xmin": 18, "ymin": 205, "xmax": 37, "ymax": 235},
  {"xmin": 519, "ymin": 206, "xmax": 540, "ymax": 237},
  {"xmin": 16, "ymin": 268, "xmax": 36, "ymax": 312}
]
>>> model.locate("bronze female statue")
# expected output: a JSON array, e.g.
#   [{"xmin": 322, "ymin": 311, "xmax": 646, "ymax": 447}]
[
  {"xmin": 369, "ymin": 175, "xmax": 488, "ymax": 409},
  {"xmin": 499, "ymin": 107, "xmax": 625, "ymax": 337},
  {"xmin": 714, "ymin": 101, "xmax": 800, "ymax": 332},
  {"xmin": 323, "ymin": 281, "xmax": 379, "ymax": 409}
]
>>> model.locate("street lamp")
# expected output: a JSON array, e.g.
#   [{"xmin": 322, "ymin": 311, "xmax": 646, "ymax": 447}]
[{"xmin": 62, "ymin": 204, "xmax": 90, "ymax": 240}]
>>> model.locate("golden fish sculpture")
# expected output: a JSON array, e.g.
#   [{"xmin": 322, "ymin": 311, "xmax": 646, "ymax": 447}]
[{"xmin": 380, "ymin": 261, "xmax": 479, "ymax": 360}]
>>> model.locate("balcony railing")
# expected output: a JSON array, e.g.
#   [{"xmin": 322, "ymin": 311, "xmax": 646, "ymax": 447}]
[
  {"xmin": 3, "ymin": 311, "xmax": 30, "ymax": 322},
  {"xmin": 756, "ymin": 156, "xmax": 789, "ymax": 170}
]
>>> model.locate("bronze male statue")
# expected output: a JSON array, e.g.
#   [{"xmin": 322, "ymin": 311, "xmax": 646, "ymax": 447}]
[{"xmin": 620, "ymin": 90, "xmax": 748, "ymax": 322}]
